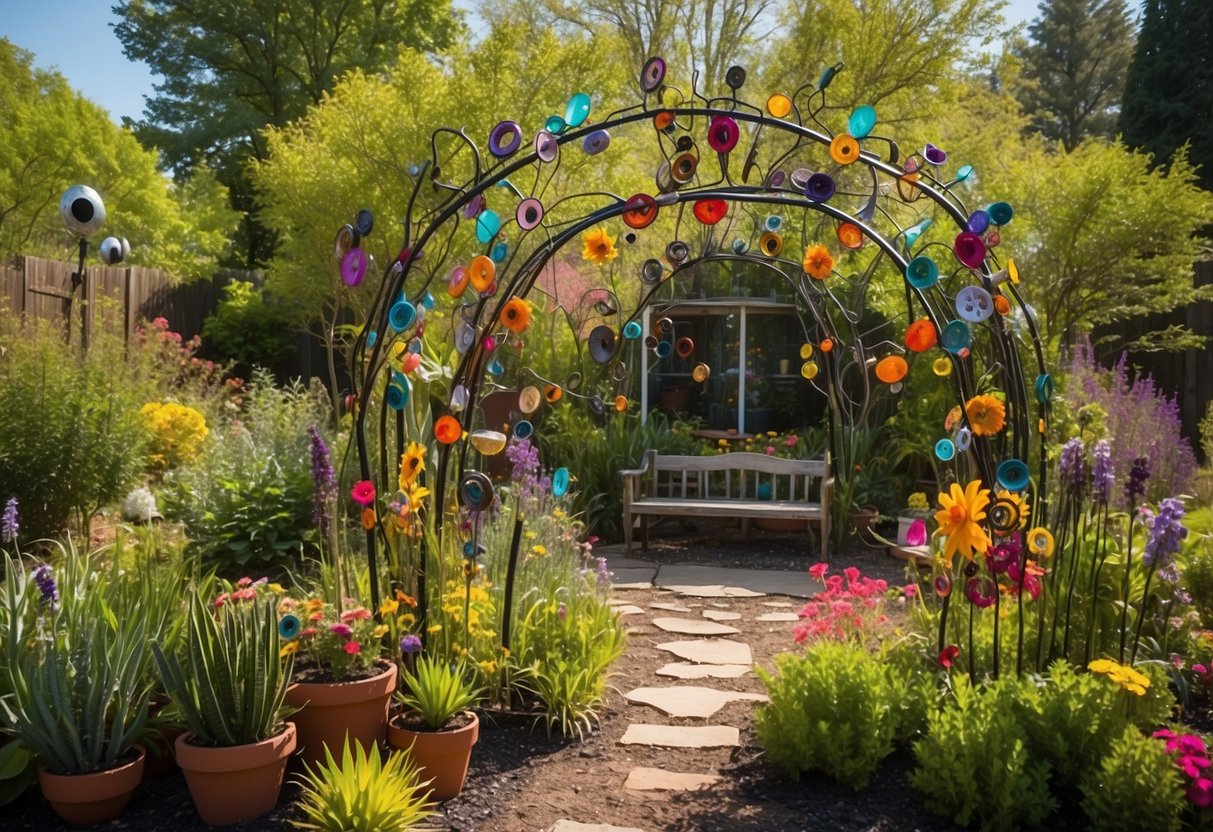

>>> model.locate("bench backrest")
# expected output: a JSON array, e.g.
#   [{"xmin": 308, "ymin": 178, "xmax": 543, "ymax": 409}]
[{"xmin": 644, "ymin": 451, "xmax": 830, "ymax": 503}]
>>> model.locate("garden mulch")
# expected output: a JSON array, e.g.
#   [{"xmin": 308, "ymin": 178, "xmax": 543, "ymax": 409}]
[{"xmin": 9, "ymin": 520, "xmax": 1087, "ymax": 831}]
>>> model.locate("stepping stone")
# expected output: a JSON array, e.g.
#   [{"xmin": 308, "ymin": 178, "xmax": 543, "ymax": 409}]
[
  {"xmin": 650, "ymin": 602, "xmax": 693, "ymax": 613},
  {"xmin": 658, "ymin": 564, "xmax": 814, "ymax": 597},
  {"xmin": 762, "ymin": 601, "xmax": 796, "ymax": 608},
  {"xmin": 653, "ymin": 617, "xmax": 739, "ymax": 636},
  {"xmin": 657, "ymin": 663, "xmax": 753, "ymax": 680},
  {"xmin": 624, "ymin": 766, "xmax": 721, "ymax": 792},
  {"xmin": 757, "ymin": 612, "xmax": 799, "ymax": 622},
  {"xmin": 656, "ymin": 639, "xmax": 752, "ymax": 665},
  {"xmin": 613, "ymin": 605, "xmax": 645, "ymax": 616},
  {"xmin": 550, "ymin": 822, "xmax": 646, "ymax": 832},
  {"xmin": 664, "ymin": 584, "xmax": 764, "ymax": 598},
  {"xmin": 702, "ymin": 610, "xmax": 741, "ymax": 621},
  {"xmin": 625, "ymin": 686, "xmax": 768, "ymax": 718},
  {"xmin": 620, "ymin": 724, "xmax": 739, "ymax": 748},
  {"xmin": 708, "ymin": 601, "xmax": 731, "ymax": 608},
  {"xmin": 612, "ymin": 582, "xmax": 651, "ymax": 590}
]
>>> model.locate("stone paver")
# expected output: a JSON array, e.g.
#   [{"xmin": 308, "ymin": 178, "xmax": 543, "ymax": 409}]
[
  {"xmin": 623, "ymin": 767, "xmax": 721, "ymax": 792},
  {"xmin": 761, "ymin": 600, "xmax": 797, "ymax": 608},
  {"xmin": 652, "ymin": 617, "xmax": 739, "ymax": 636},
  {"xmin": 656, "ymin": 662, "xmax": 753, "ymax": 679},
  {"xmin": 662, "ymin": 584, "xmax": 765, "ymax": 598},
  {"xmin": 625, "ymin": 685, "xmax": 767, "ymax": 718},
  {"xmin": 549, "ymin": 822, "xmax": 647, "ymax": 832},
  {"xmin": 656, "ymin": 639, "xmax": 753, "ymax": 665},
  {"xmin": 613, "ymin": 605, "xmax": 645, "ymax": 616},
  {"xmin": 649, "ymin": 602, "xmax": 692, "ymax": 613},
  {"xmin": 611, "ymin": 582, "xmax": 652, "ymax": 590},
  {"xmin": 657, "ymin": 564, "xmax": 813, "ymax": 597},
  {"xmin": 757, "ymin": 612, "xmax": 799, "ymax": 622},
  {"xmin": 701, "ymin": 610, "xmax": 741, "ymax": 621},
  {"xmin": 619, "ymin": 724, "xmax": 740, "ymax": 748},
  {"xmin": 708, "ymin": 601, "xmax": 731, "ymax": 608}
]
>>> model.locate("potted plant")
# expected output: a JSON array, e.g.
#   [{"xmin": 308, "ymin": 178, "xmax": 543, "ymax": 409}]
[
  {"xmin": 279, "ymin": 591, "xmax": 398, "ymax": 766},
  {"xmin": 896, "ymin": 492, "xmax": 933, "ymax": 548},
  {"xmin": 0, "ymin": 554, "xmax": 151, "ymax": 826},
  {"xmin": 386, "ymin": 653, "xmax": 481, "ymax": 801},
  {"xmin": 153, "ymin": 585, "xmax": 296, "ymax": 826}
]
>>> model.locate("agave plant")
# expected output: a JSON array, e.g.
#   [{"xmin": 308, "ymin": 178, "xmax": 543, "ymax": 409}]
[
  {"xmin": 293, "ymin": 737, "xmax": 435, "ymax": 832},
  {"xmin": 396, "ymin": 656, "xmax": 480, "ymax": 731},
  {"xmin": 153, "ymin": 589, "xmax": 293, "ymax": 746}
]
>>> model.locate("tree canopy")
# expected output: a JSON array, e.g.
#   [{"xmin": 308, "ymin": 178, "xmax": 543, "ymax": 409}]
[{"xmin": 1014, "ymin": 0, "xmax": 1136, "ymax": 151}]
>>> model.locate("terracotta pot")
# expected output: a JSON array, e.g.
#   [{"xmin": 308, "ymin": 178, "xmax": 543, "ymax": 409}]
[
  {"xmin": 286, "ymin": 661, "xmax": 397, "ymax": 767},
  {"xmin": 849, "ymin": 506, "xmax": 879, "ymax": 533},
  {"xmin": 37, "ymin": 746, "xmax": 145, "ymax": 827},
  {"xmin": 387, "ymin": 711, "xmax": 479, "ymax": 800},
  {"xmin": 174, "ymin": 723, "xmax": 296, "ymax": 826}
]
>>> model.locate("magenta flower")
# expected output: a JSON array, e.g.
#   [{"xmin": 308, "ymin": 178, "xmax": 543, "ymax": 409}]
[{"xmin": 330, "ymin": 623, "xmax": 353, "ymax": 638}]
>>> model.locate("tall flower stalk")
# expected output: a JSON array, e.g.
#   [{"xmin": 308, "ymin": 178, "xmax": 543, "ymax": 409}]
[
  {"xmin": 1120, "ymin": 456, "xmax": 1150, "ymax": 661},
  {"xmin": 1131, "ymin": 497, "xmax": 1187, "ymax": 663}
]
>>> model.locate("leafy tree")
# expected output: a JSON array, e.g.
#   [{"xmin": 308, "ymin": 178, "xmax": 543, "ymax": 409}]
[
  {"xmin": 1119, "ymin": 0, "xmax": 1213, "ymax": 189},
  {"xmin": 1013, "ymin": 0, "xmax": 1136, "ymax": 151},
  {"xmin": 0, "ymin": 39, "xmax": 236, "ymax": 278},
  {"xmin": 113, "ymin": 0, "xmax": 462, "ymax": 267}
]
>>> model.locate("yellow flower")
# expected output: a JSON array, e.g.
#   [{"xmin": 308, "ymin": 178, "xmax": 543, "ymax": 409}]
[
  {"xmin": 581, "ymin": 228, "xmax": 618, "ymax": 265},
  {"xmin": 397, "ymin": 614, "xmax": 416, "ymax": 628},
  {"xmin": 933, "ymin": 480, "xmax": 992, "ymax": 562},
  {"xmin": 531, "ymin": 545, "xmax": 548, "ymax": 557},
  {"xmin": 380, "ymin": 598, "xmax": 400, "ymax": 616},
  {"xmin": 398, "ymin": 442, "xmax": 427, "ymax": 488},
  {"xmin": 427, "ymin": 624, "xmax": 443, "ymax": 634},
  {"xmin": 965, "ymin": 394, "xmax": 1006, "ymax": 436},
  {"xmin": 1088, "ymin": 658, "xmax": 1151, "ymax": 696},
  {"xmin": 305, "ymin": 598, "xmax": 325, "ymax": 613},
  {"xmin": 802, "ymin": 244, "xmax": 835, "ymax": 280},
  {"xmin": 993, "ymin": 490, "xmax": 1031, "ymax": 529},
  {"xmin": 525, "ymin": 530, "xmax": 537, "ymax": 539},
  {"xmin": 279, "ymin": 641, "xmax": 299, "ymax": 657},
  {"xmin": 267, "ymin": 582, "xmax": 285, "ymax": 594},
  {"xmin": 479, "ymin": 660, "xmax": 499, "ymax": 674}
]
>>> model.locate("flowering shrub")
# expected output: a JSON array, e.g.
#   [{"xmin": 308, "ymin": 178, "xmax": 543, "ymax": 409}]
[
  {"xmin": 703, "ymin": 429, "xmax": 809, "ymax": 459},
  {"xmin": 1154, "ymin": 728, "xmax": 1213, "ymax": 808},
  {"xmin": 277, "ymin": 592, "xmax": 390, "ymax": 682},
  {"xmin": 794, "ymin": 564, "xmax": 895, "ymax": 644},
  {"xmin": 140, "ymin": 401, "xmax": 209, "ymax": 469}
]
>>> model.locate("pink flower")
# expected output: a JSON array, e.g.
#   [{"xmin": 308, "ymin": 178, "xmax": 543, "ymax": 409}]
[
  {"xmin": 830, "ymin": 600, "xmax": 854, "ymax": 617},
  {"xmin": 843, "ymin": 566, "xmax": 860, "ymax": 584},
  {"xmin": 351, "ymin": 480, "xmax": 376, "ymax": 506},
  {"xmin": 808, "ymin": 563, "xmax": 829, "ymax": 580},
  {"xmin": 299, "ymin": 627, "xmax": 317, "ymax": 638},
  {"xmin": 236, "ymin": 577, "xmax": 253, "ymax": 588},
  {"xmin": 340, "ymin": 608, "xmax": 372, "ymax": 623},
  {"xmin": 939, "ymin": 644, "xmax": 960, "ymax": 668},
  {"xmin": 765, "ymin": 446, "xmax": 776, "ymax": 455},
  {"xmin": 903, "ymin": 583, "xmax": 918, "ymax": 598},
  {"xmin": 214, "ymin": 592, "xmax": 229, "ymax": 608},
  {"xmin": 330, "ymin": 623, "xmax": 353, "ymax": 638},
  {"xmin": 1189, "ymin": 778, "xmax": 1213, "ymax": 808},
  {"xmin": 231, "ymin": 588, "xmax": 256, "ymax": 601},
  {"xmin": 343, "ymin": 641, "xmax": 361, "ymax": 655}
]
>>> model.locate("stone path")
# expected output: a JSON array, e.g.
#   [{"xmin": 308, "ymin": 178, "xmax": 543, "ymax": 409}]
[{"xmin": 555, "ymin": 555, "xmax": 780, "ymax": 831}]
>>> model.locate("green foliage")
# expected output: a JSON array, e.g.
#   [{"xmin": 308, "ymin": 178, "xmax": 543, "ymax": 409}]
[
  {"xmin": 163, "ymin": 371, "xmax": 331, "ymax": 573},
  {"xmin": 0, "ymin": 312, "xmax": 148, "ymax": 539},
  {"xmin": 1012, "ymin": 0, "xmax": 1136, "ymax": 150},
  {"xmin": 911, "ymin": 677, "xmax": 1056, "ymax": 831},
  {"xmin": 0, "ymin": 738, "xmax": 36, "ymax": 806},
  {"xmin": 0, "ymin": 547, "xmax": 152, "ymax": 774},
  {"xmin": 396, "ymin": 655, "xmax": 480, "ymax": 731},
  {"xmin": 1182, "ymin": 534, "xmax": 1213, "ymax": 629},
  {"xmin": 153, "ymin": 590, "xmax": 293, "ymax": 747},
  {"xmin": 754, "ymin": 642, "xmax": 908, "ymax": 789},
  {"xmin": 1080, "ymin": 726, "xmax": 1185, "ymax": 832},
  {"xmin": 201, "ymin": 281, "xmax": 301, "ymax": 369},
  {"xmin": 293, "ymin": 738, "xmax": 436, "ymax": 832}
]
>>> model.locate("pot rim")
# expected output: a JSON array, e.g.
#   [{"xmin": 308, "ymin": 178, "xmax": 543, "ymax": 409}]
[
  {"xmin": 174, "ymin": 722, "xmax": 297, "ymax": 773},
  {"xmin": 285, "ymin": 660, "xmax": 398, "ymax": 707}
]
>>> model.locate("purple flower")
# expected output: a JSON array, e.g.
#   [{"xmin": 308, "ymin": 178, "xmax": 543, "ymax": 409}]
[
  {"xmin": 986, "ymin": 536, "xmax": 1021, "ymax": 574},
  {"xmin": 505, "ymin": 438, "xmax": 548, "ymax": 499},
  {"xmin": 1144, "ymin": 497, "xmax": 1188, "ymax": 569},
  {"xmin": 1126, "ymin": 456, "xmax": 1150, "ymax": 509},
  {"xmin": 32, "ymin": 563, "xmax": 58, "ymax": 605},
  {"xmin": 1059, "ymin": 438, "xmax": 1086, "ymax": 492},
  {"xmin": 399, "ymin": 634, "xmax": 422, "ymax": 655},
  {"xmin": 557, "ymin": 603, "xmax": 567, "ymax": 621},
  {"xmin": 1091, "ymin": 440, "xmax": 1114, "ymax": 505},
  {"xmin": 1, "ymin": 498, "xmax": 17, "ymax": 543},
  {"xmin": 309, "ymin": 426, "xmax": 336, "ymax": 534},
  {"xmin": 596, "ymin": 556, "xmax": 611, "ymax": 590}
]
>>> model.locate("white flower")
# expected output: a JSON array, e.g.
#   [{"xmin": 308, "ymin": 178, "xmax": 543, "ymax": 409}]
[{"xmin": 122, "ymin": 487, "xmax": 162, "ymax": 523}]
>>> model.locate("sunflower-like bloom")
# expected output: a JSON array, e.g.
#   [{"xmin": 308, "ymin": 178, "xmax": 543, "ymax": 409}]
[
  {"xmin": 398, "ymin": 442, "xmax": 426, "ymax": 489},
  {"xmin": 934, "ymin": 480, "xmax": 992, "ymax": 563},
  {"xmin": 499, "ymin": 298, "xmax": 533, "ymax": 333},
  {"xmin": 581, "ymin": 228, "xmax": 618, "ymax": 265},
  {"xmin": 965, "ymin": 394, "xmax": 1006, "ymax": 436},
  {"xmin": 1088, "ymin": 658, "xmax": 1151, "ymax": 696},
  {"xmin": 802, "ymin": 244, "xmax": 835, "ymax": 280}
]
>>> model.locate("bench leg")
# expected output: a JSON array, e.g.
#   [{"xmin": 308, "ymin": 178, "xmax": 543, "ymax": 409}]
[
  {"xmin": 623, "ymin": 511, "xmax": 632, "ymax": 551},
  {"xmin": 641, "ymin": 515, "xmax": 649, "ymax": 550}
]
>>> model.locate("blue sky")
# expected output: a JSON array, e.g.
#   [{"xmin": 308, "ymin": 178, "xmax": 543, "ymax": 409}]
[{"xmin": 1, "ymin": 0, "xmax": 1131, "ymax": 125}]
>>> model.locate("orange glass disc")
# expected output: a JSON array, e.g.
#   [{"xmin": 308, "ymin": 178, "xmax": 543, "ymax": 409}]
[
  {"xmin": 614, "ymin": 395, "xmax": 628, "ymax": 412},
  {"xmin": 447, "ymin": 266, "xmax": 470, "ymax": 298},
  {"xmin": 434, "ymin": 415, "xmax": 462, "ymax": 444},
  {"xmin": 905, "ymin": 318, "xmax": 937, "ymax": 352},
  {"xmin": 875, "ymin": 355, "xmax": 908, "ymax": 384},
  {"xmin": 994, "ymin": 294, "xmax": 1011, "ymax": 316},
  {"xmin": 820, "ymin": 338, "xmax": 834, "ymax": 353},
  {"xmin": 654, "ymin": 110, "xmax": 675, "ymax": 130},
  {"xmin": 468, "ymin": 255, "xmax": 495, "ymax": 292},
  {"xmin": 767, "ymin": 93, "xmax": 793, "ymax": 118},
  {"xmin": 693, "ymin": 198, "xmax": 728, "ymax": 225},
  {"xmin": 836, "ymin": 222, "xmax": 864, "ymax": 250},
  {"xmin": 829, "ymin": 134, "xmax": 860, "ymax": 165},
  {"xmin": 897, "ymin": 172, "xmax": 921, "ymax": 202},
  {"xmin": 544, "ymin": 384, "xmax": 563, "ymax": 403}
]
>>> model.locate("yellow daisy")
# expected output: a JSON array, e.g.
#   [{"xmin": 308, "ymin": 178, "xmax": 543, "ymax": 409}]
[
  {"xmin": 933, "ymin": 480, "xmax": 992, "ymax": 562},
  {"xmin": 398, "ymin": 442, "xmax": 427, "ymax": 488}
]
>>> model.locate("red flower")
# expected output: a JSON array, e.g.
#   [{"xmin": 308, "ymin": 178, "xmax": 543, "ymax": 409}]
[
  {"xmin": 351, "ymin": 480, "xmax": 376, "ymax": 506},
  {"xmin": 343, "ymin": 641, "xmax": 361, "ymax": 655},
  {"xmin": 809, "ymin": 563, "xmax": 829, "ymax": 580},
  {"xmin": 939, "ymin": 644, "xmax": 960, "ymax": 668}
]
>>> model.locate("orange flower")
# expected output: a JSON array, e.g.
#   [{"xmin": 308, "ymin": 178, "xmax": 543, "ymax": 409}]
[
  {"xmin": 965, "ymin": 394, "xmax": 1006, "ymax": 436},
  {"xmin": 802, "ymin": 244, "xmax": 835, "ymax": 280},
  {"xmin": 360, "ymin": 508, "xmax": 376, "ymax": 530},
  {"xmin": 934, "ymin": 480, "xmax": 992, "ymax": 563},
  {"xmin": 581, "ymin": 228, "xmax": 618, "ymax": 265},
  {"xmin": 500, "ymin": 298, "xmax": 532, "ymax": 334}
]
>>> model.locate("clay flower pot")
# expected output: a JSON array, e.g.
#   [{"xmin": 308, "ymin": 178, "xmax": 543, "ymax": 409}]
[
  {"xmin": 37, "ymin": 746, "xmax": 145, "ymax": 827},
  {"xmin": 174, "ymin": 722, "xmax": 296, "ymax": 826},
  {"xmin": 285, "ymin": 661, "xmax": 397, "ymax": 767},
  {"xmin": 387, "ymin": 711, "xmax": 479, "ymax": 800}
]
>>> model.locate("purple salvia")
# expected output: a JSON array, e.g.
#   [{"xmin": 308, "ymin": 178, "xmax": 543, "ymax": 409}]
[
  {"xmin": 1091, "ymin": 440, "xmax": 1114, "ymax": 505},
  {"xmin": 309, "ymin": 426, "xmax": 336, "ymax": 534},
  {"xmin": 1059, "ymin": 438, "xmax": 1086, "ymax": 492},
  {"xmin": 1, "ymin": 498, "xmax": 17, "ymax": 543},
  {"xmin": 31, "ymin": 563, "xmax": 58, "ymax": 605},
  {"xmin": 399, "ymin": 634, "xmax": 422, "ymax": 655},
  {"xmin": 1144, "ymin": 497, "xmax": 1187, "ymax": 569},
  {"xmin": 596, "ymin": 556, "xmax": 611, "ymax": 591},
  {"xmin": 1126, "ymin": 456, "xmax": 1150, "ymax": 509}
]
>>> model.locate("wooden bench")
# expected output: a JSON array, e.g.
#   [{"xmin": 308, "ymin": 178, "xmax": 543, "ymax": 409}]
[{"xmin": 619, "ymin": 451, "xmax": 833, "ymax": 557}]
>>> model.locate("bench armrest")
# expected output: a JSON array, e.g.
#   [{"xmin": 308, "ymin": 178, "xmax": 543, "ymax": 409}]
[
  {"xmin": 618, "ymin": 449, "xmax": 655, "ymax": 480},
  {"xmin": 619, "ymin": 449, "xmax": 656, "ymax": 510}
]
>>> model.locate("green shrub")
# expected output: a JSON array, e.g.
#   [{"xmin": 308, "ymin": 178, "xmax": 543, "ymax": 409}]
[
  {"xmin": 1080, "ymin": 726, "xmax": 1184, "ymax": 832},
  {"xmin": 755, "ymin": 641, "xmax": 908, "ymax": 788},
  {"xmin": 163, "ymin": 371, "xmax": 331, "ymax": 573},
  {"xmin": 293, "ymin": 738, "xmax": 435, "ymax": 832},
  {"xmin": 201, "ymin": 280, "xmax": 300, "ymax": 370},
  {"xmin": 1182, "ymin": 534, "xmax": 1213, "ymax": 629},
  {"xmin": 911, "ymin": 676, "xmax": 1056, "ymax": 831}
]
